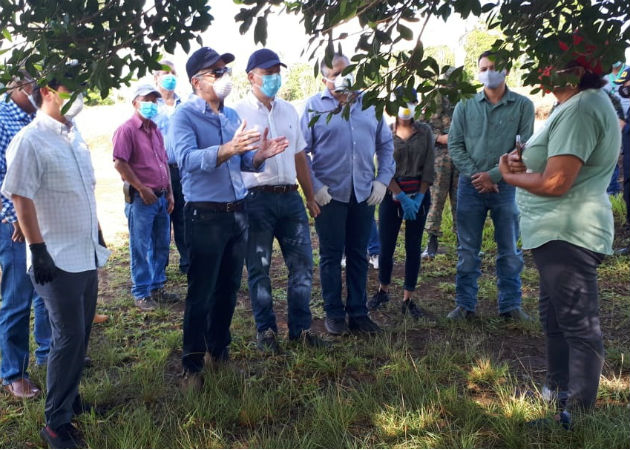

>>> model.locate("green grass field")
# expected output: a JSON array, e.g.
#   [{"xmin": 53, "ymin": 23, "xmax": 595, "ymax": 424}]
[{"xmin": 0, "ymin": 184, "xmax": 628, "ymax": 447}]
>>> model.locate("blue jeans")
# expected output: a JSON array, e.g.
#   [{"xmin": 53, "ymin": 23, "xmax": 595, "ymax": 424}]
[
  {"xmin": 314, "ymin": 194, "xmax": 374, "ymax": 320},
  {"xmin": 246, "ymin": 190, "xmax": 313, "ymax": 339},
  {"xmin": 367, "ymin": 217, "xmax": 380, "ymax": 256},
  {"xmin": 124, "ymin": 195, "xmax": 171, "ymax": 299},
  {"xmin": 0, "ymin": 221, "xmax": 51, "ymax": 384},
  {"xmin": 455, "ymin": 176, "xmax": 523, "ymax": 313},
  {"xmin": 182, "ymin": 204, "xmax": 247, "ymax": 373}
]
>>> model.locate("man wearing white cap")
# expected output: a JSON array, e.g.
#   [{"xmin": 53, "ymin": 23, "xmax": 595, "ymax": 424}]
[{"xmin": 113, "ymin": 84, "xmax": 176, "ymax": 311}]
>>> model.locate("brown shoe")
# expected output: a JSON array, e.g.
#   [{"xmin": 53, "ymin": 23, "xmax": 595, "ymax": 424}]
[
  {"xmin": 6, "ymin": 378, "xmax": 41, "ymax": 399},
  {"xmin": 93, "ymin": 313, "xmax": 108, "ymax": 324}
]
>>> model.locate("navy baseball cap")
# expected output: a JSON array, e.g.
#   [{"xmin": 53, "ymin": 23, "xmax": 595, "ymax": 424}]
[
  {"xmin": 614, "ymin": 67, "xmax": 630, "ymax": 84},
  {"xmin": 246, "ymin": 49, "xmax": 287, "ymax": 73},
  {"xmin": 186, "ymin": 47, "xmax": 235, "ymax": 80}
]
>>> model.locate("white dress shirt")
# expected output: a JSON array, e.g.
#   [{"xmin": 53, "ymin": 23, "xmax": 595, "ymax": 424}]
[
  {"xmin": 235, "ymin": 92, "xmax": 307, "ymax": 188},
  {"xmin": 2, "ymin": 111, "xmax": 110, "ymax": 272}
]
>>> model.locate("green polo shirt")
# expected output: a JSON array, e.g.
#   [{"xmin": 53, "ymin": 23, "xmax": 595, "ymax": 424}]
[
  {"xmin": 448, "ymin": 87, "xmax": 535, "ymax": 183},
  {"xmin": 516, "ymin": 89, "xmax": 620, "ymax": 254}
]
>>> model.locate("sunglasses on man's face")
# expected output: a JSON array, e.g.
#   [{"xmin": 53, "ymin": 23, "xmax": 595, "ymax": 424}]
[{"xmin": 196, "ymin": 67, "xmax": 232, "ymax": 79}]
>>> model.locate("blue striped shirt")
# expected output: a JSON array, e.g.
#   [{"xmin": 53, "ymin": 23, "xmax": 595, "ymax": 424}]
[
  {"xmin": 0, "ymin": 97, "xmax": 35, "ymax": 222},
  {"xmin": 168, "ymin": 95, "xmax": 261, "ymax": 203}
]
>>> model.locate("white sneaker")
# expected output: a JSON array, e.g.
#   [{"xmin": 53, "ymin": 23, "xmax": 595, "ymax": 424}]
[
  {"xmin": 341, "ymin": 256, "xmax": 346, "ymax": 268},
  {"xmin": 369, "ymin": 254, "xmax": 379, "ymax": 270}
]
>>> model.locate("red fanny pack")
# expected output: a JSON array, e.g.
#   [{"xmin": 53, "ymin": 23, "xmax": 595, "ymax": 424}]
[{"xmin": 393, "ymin": 178, "xmax": 421, "ymax": 202}]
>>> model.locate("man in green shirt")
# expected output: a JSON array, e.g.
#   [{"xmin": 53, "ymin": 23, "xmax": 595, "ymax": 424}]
[{"xmin": 447, "ymin": 51, "xmax": 535, "ymax": 320}]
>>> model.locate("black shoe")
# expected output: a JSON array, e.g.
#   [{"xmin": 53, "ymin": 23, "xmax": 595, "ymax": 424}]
[
  {"xmin": 40, "ymin": 423, "xmax": 84, "ymax": 449},
  {"xmin": 256, "ymin": 328, "xmax": 281, "ymax": 354},
  {"xmin": 83, "ymin": 356, "xmax": 92, "ymax": 368},
  {"xmin": 446, "ymin": 306, "xmax": 476, "ymax": 320},
  {"xmin": 292, "ymin": 329, "xmax": 331, "ymax": 348},
  {"xmin": 151, "ymin": 288, "xmax": 179, "ymax": 304},
  {"xmin": 422, "ymin": 234, "xmax": 438, "ymax": 259},
  {"xmin": 324, "ymin": 316, "xmax": 349, "ymax": 335},
  {"xmin": 401, "ymin": 299, "xmax": 424, "ymax": 319},
  {"xmin": 367, "ymin": 289, "xmax": 390, "ymax": 311},
  {"xmin": 527, "ymin": 410, "xmax": 572, "ymax": 431},
  {"xmin": 348, "ymin": 316, "xmax": 382, "ymax": 334}
]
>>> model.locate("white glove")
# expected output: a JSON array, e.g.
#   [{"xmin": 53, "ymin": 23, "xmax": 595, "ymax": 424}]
[
  {"xmin": 366, "ymin": 181, "xmax": 387, "ymax": 206},
  {"xmin": 314, "ymin": 185, "xmax": 332, "ymax": 206}
]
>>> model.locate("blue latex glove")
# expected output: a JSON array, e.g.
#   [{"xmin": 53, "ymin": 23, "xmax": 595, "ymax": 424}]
[
  {"xmin": 412, "ymin": 192, "xmax": 425, "ymax": 212},
  {"xmin": 395, "ymin": 191, "xmax": 419, "ymax": 221}
]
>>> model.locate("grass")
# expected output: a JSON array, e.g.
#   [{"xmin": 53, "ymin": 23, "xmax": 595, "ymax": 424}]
[{"xmin": 1, "ymin": 190, "xmax": 629, "ymax": 448}]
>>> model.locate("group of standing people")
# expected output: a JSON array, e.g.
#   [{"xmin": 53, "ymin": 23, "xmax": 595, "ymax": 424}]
[{"xmin": 0, "ymin": 35, "xmax": 626, "ymax": 447}]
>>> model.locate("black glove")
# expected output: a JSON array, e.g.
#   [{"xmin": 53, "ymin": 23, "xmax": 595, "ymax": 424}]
[
  {"xmin": 29, "ymin": 242, "xmax": 58, "ymax": 285},
  {"xmin": 98, "ymin": 228, "xmax": 107, "ymax": 248}
]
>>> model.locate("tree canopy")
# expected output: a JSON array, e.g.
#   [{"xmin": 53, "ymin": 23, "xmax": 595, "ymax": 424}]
[{"xmin": 1, "ymin": 0, "xmax": 628, "ymax": 115}]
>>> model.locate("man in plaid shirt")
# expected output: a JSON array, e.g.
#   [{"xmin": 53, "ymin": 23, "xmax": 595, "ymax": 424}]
[{"xmin": 0, "ymin": 74, "xmax": 51, "ymax": 399}]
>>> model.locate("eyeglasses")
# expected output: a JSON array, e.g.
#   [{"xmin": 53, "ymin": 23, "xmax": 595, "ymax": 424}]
[{"xmin": 195, "ymin": 67, "xmax": 232, "ymax": 79}]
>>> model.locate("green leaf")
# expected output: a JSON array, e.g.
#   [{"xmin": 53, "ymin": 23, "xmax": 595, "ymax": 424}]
[
  {"xmin": 396, "ymin": 23, "xmax": 413, "ymax": 41},
  {"xmin": 1, "ymin": 28, "xmax": 12, "ymax": 42},
  {"xmin": 254, "ymin": 16, "xmax": 267, "ymax": 45}
]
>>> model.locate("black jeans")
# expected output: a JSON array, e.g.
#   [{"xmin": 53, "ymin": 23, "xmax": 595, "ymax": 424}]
[
  {"xmin": 182, "ymin": 204, "xmax": 248, "ymax": 373},
  {"xmin": 378, "ymin": 191, "xmax": 431, "ymax": 291},
  {"xmin": 30, "ymin": 269, "xmax": 98, "ymax": 429},
  {"xmin": 532, "ymin": 240, "xmax": 605, "ymax": 411},
  {"xmin": 169, "ymin": 165, "xmax": 188, "ymax": 273}
]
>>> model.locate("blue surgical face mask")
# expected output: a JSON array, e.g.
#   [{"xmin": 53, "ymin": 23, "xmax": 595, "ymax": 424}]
[
  {"xmin": 160, "ymin": 74, "xmax": 177, "ymax": 91},
  {"xmin": 138, "ymin": 101, "xmax": 158, "ymax": 119},
  {"xmin": 258, "ymin": 73, "xmax": 282, "ymax": 98},
  {"xmin": 478, "ymin": 69, "xmax": 506, "ymax": 89}
]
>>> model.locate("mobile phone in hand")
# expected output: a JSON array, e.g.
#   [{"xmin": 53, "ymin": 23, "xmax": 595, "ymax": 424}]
[{"xmin": 515, "ymin": 135, "xmax": 524, "ymax": 159}]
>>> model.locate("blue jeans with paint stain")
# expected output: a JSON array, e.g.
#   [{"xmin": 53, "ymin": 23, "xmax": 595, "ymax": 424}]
[
  {"xmin": 455, "ymin": 176, "xmax": 523, "ymax": 313},
  {"xmin": 246, "ymin": 190, "xmax": 313, "ymax": 339}
]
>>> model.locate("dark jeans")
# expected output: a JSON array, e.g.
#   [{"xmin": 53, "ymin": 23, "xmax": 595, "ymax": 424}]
[
  {"xmin": 31, "ymin": 269, "xmax": 97, "ymax": 429},
  {"xmin": 378, "ymin": 191, "xmax": 431, "ymax": 291},
  {"xmin": 182, "ymin": 204, "xmax": 247, "ymax": 373},
  {"xmin": 532, "ymin": 240, "xmax": 605, "ymax": 412},
  {"xmin": 314, "ymin": 194, "xmax": 374, "ymax": 320},
  {"xmin": 169, "ymin": 165, "xmax": 189, "ymax": 273},
  {"xmin": 246, "ymin": 190, "xmax": 313, "ymax": 339},
  {"xmin": 455, "ymin": 176, "xmax": 523, "ymax": 313}
]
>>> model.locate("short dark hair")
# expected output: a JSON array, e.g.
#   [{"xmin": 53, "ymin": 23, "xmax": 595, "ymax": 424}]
[
  {"xmin": 478, "ymin": 50, "xmax": 495, "ymax": 63},
  {"xmin": 32, "ymin": 80, "xmax": 62, "ymax": 107}
]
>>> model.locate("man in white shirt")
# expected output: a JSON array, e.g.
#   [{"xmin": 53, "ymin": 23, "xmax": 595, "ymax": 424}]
[
  {"xmin": 235, "ymin": 48, "xmax": 325, "ymax": 353},
  {"xmin": 2, "ymin": 80, "xmax": 110, "ymax": 449}
]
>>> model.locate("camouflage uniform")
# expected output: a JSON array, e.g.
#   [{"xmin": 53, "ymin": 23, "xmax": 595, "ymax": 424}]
[{"xmin": 425, "ymin": 94, "xmax": 457, "ymax": 237}]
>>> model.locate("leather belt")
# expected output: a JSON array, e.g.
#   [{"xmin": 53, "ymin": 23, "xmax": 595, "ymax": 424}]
[
  {"xmin": 188, "ymin": 199, "xmax": 245, "ymax": 212},
  {"xmin": 249, "ymin": 184, "xmax": 298, "ymax": 194},
  {"xmin": 153, "ymin": 188, "xmax": 168, "ymax": 197},
  {"xmin": 168, "ymin": 163, "xmax": 178, "ymax": 169}
]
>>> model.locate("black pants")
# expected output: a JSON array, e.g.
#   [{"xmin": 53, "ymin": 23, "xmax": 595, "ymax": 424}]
[
  {"xmin": 182, "ymin": 204, "xmax": 247, "ymax": 373},
  {"xmin": 31, "ymin": 269, "xmax": 98, "ymax": 429},
  {"xmin": 622, "ymin": 123, "xmax": 629, "ymax": 225},
  {"xmin": 378, "ymin": 191, "xmax": 431, "ymax": 292},
  {"xmin": 532, "ymin": 240, "xmax": 605, "ymax": 411},
  {"xmin": 169, "ymin": 165, "xmax": 188, "ymax": 273}
]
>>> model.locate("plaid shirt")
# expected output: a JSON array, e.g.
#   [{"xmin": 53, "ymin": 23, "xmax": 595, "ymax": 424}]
[{"xmin": 0, "ymin": 97, "xmax": 35, "ymax": 223}]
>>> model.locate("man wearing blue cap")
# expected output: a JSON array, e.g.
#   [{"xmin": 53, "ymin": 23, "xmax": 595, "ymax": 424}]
[
  {"xmin": 301, "ymin": 53, "xmax": 395, "ymax": 336},
  {"xmin": 169, "ymin": 47, "xmax": 289, "ymax": 388},
  {"xmin": 235, "ymin": 48, "xmax": 326, "ymax": 354}
]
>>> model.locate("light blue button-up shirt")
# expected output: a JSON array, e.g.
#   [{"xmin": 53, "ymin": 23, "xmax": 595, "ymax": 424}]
[
  {"xmin": 168, "ymin": 95, "xmax": 260, "ymax": 203},
  {"xmin": 154, "ymin": 95, "xmax": 181, "ymax": 164},
  {"xmin": 300, "ymin": 90, "xmax": 395, "ymax": 203}
]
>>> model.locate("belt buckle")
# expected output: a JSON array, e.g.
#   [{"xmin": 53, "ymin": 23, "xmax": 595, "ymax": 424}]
[
  {"xmin": 273, "ymin": 185, "xmax": 284, "ymax": 193},
  {"xmin": 225, "ymin": 201, "xmax": 235, "ymax": 212}
]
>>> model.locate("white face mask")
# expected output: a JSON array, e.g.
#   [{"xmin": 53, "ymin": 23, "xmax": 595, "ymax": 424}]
[
  {"xmin": 327, "ymin": 72, "xmax": 354, "ymax": 93},
  {"xmin": 478, "ymin": 69, "xmax": 506, "ymax": 89},
  {"xmin": 63, "ymin": 93, "xmax": 84, "ymax": 120},
  {"xmin": 397, "ymin": 103, "xmax": 415, "ymax": 120},
  {"xmin": 212, "ymin": 76, "xmax": 232, "ymax": 100}
]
